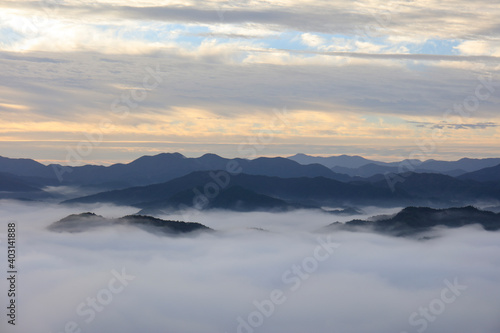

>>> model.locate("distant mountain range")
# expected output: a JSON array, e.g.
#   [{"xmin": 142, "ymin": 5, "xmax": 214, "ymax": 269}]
[
  {"xmin": 2, "ymin": 153, "xmax": 500, "ymax": 191},
  {"xmin": 288, "ymin": 153, "xmax": 379, "ymax": 169},
  {"xmin": 0, "ymin": 153, "xmax": 350, "ymax": 190},
  {"xmin": 138, "ymin": 185, "xmax": 303, "ymax": 214},
  {"xmin": 0, "ymin": 172, "xmax": 43, "ymax": 192},
  {"xmin": 2, "ymin": 153, "xmax": 500, "ymax": 188},
  {"xmin": 289, "ymin": 153, "xmax": 500, "ymax": 177},
  {"xmin": 325, "ymin": 206, "xmax": 500, "ymax": 237},
  {"xmin": 458, "ymin": 164, "xmax": 500, "ymax": 182},
  {"xmin": 0, "ymin": 171, "xmax": 55, "ymax": 200},
  {"xmin": 63, "ymin": 170, "xmax": 413, "ymax": 211},
  {"xmin": 1, "ymin": 152, "xmax": 500, "ymax": 211},
  {"xmin": 63, "ymin": 169, "xmax": 500, "ymax": 213}
]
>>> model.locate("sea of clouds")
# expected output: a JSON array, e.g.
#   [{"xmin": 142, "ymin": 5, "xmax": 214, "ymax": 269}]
[{"xmin": 0, "ymin": 200, "xmax": 499, "ymax": 333}]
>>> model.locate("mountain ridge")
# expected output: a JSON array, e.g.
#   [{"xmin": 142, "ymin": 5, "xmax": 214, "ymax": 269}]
[
  {"xmin": 48, "ymin": 212, "xmax": 212, "ymax": 235},
  {"xmin": 0, "ymin": 153, "xmax": 351, "ymax": 189},
  {"xmin": 289, "ymin": 154, "xmax": 500, "ymax": 177},
  {"xmin": 325, "ymin": 206, "xmax": 500, "ymax": 237}
]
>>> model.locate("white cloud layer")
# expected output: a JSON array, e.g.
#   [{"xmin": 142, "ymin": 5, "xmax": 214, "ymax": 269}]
[{"xmin": 0, "ymin": 201, "xmax": 499, "ymax": 333}]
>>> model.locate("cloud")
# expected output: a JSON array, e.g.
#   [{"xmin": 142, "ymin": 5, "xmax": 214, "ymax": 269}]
[
  {"xmin": 408, "ymin": 120, "xmax": 499, "ymax": 130},
  {"xmin": 259, "ymin": 48, "xmax": 500, "ymax": 63},
  {"xmin": 1, "ymin": 46, "xmax": 499, "ymax": 163},
  {"xmin": 300, "ymin": 33, "xmax": 325, "ymax": 47},
  {"xmin": 1, "ymin": 200, "xmax": 500, "ymax": 333},
  {"xmin": 454, "ymin": 40, "xmax": 500, "ymax": 57},
  {"xmin": 1, "ymin": 0, "xmax": 500, "ymax": 162},
  {"xmin": 2, "ymin": 1, "xmax": 500, "ymax": 57},
  {"xmin": 1, "ymin": 1, "xmax": 498, "ymax": 38}
]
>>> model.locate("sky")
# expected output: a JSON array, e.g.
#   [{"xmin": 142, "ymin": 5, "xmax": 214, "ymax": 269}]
[
  {"xmin": 0, "ymin": 0, "xmax": 500, "ymax": 165},
  {"xmin": 1, "ymin": 201, "xmax": 500, "ymax": 333}
]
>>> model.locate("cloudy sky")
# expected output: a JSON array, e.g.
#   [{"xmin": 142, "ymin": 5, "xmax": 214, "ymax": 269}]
[{"xmin": 1, "ymin": 0, "xmax": 500, "ymax": 164}]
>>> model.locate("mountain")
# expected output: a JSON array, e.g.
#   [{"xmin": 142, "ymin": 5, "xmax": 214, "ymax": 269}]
[
  {"xmin": 0, "ymin": 172, "xmax": 43, "ymax": 192},
  {"xmin": 336, "ymin": 163, "xmax": 398, "ymax": 177},
  {"xmin": 0, "ymin": 156, "xmax": 53, "ymax": 177},
  {"xmin": 0, "ymin": 172, "xmax": 56, "ymax": 200},
  {"xmin": 420, "ymin": 158, "xmax": 500, "ymax": 173},
  {"xmin": 325, "ymin": 206, "xmax": 500, "ymax": 236},
  {"xmin": 64, "ymin": 168, "xmax": 500, "ymax": 211},
  {"xmin": 48, "ymin": 212, "xmax": 212, "ymax": 235},
  {"xmin": 0, "ymin": 153, "xmax": 351, "ymax": 189},
  {"xmin": 334, "ymin": 163, "xmax": 468, "ymax": 177},
  {"xmin": 240, "ymin": 157, "xmax": 350, "ymax": 180},
  {"xmin": 485, "ymin": 205, "xmax": 500, "ymax": 213},
  {"xmin": 140, "ymin": 185, "xmax": 300, "ymax": 214},
  {"xmin": 372, "ymin": 172, "xmax": 500, "ymax": 204},
  {"xmin": 288, "ymin": 153, "xmax": 381, "ymax": 168},
  {"xmin": 56, "ymin": 152, "xmax": 198, "ymax": 187},
  {"xmin": 63, "ymin": 170, "xmax": 412, "ymax": 211},
  {"xmin": 4, "ymin": 153, "xmax": 500, "ymax": 191},
  {"xmin": 458, "ymin": 163, "xmax": 500, "ymax": 182},
  {"xmin": 290, "ymin": 154, "xmax": 500, "ymax": 178},
  {"xmin": 63, "ymin": 170, "xmax": 216, "ymax": 206}
]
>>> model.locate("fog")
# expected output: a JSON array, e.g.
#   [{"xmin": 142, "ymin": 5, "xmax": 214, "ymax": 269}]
[{"xmin": 1, "ymin": 200, "xmax": 499, "ymax": 333}]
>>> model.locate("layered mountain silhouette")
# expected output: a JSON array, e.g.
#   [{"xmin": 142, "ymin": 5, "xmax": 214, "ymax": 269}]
[
  {"xmin": 0, "ymin": 172, "xmax": 55, "ymax": 200},
  {"xmin": 0, "ymin": 172, "xmax": 43, "ymax": 192},
  {"xmin": 63, "ymin": 171, "xmax": 414, "ymax": 211},
  {"xmin": 0, "ymin": 156, "xmax": 54, "ymax": 178},
  {"xmin": 326, "ymin": 206, "xmax": 500, "ymax": 237},
  {"xmin": 48, "ymin": 212, "xmax": 212, "ymax": 235},
  {"xmin": 0, "ymin": 153, "xmax": 350, "ymax": 189},
  {"xmin": 290, "ymin": 154, "xmax": 500, "ymax": 178},
  {"xmin": 2, "ymin": 153, "xmax": 500, "ymax": 189},
  {"xmin": 138, "ymin": 185, "xmax": 303, "ymax": 214},
  {"xmin": 371, "ymin": 172, "xmax": 500, "ymax": 203},
  {"xmin": 1, "ymin": 153, "xmax": 500, "ymax": 211},
  {"xmin": 63, "ymin": 168, "xmax": 500, "ymax": 212},
  {"xmin": 459, "ymin": 164, "xmax": 500, "ymax": 182},
  {"xmin": 288, "ymin": 153, "xmax": 380, "ymax": 169}
]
